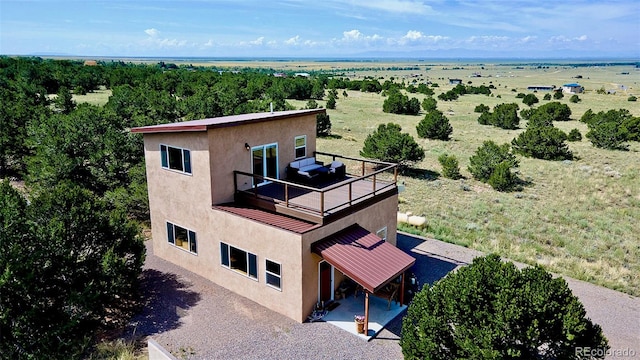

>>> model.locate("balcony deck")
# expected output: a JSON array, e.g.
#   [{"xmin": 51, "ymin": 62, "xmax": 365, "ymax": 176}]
[{"xmin": 234, "ymin": 153, "xmax": 398, "ymax": 224}]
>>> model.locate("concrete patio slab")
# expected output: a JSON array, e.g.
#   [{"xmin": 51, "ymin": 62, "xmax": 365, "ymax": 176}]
[{"xmin": 321, "ymin": 293, "xmax": 407, "ymax": 341}]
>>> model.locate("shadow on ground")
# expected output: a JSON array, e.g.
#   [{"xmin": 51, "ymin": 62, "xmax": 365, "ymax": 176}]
[
  {"xmin": 124, "ymin": 269, "xmax": 201, "ymax": 338},
  {"xmin": 379, "ymin": 233, "xmax": 461, "ymax": 339}
]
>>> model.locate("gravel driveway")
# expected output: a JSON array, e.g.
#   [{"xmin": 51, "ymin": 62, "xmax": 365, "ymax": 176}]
[{"xmin": 126, "ymin": 233, "xmax": 639, "ymax": 359}]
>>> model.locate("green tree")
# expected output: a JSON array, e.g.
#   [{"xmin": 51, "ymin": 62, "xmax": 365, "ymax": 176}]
[
  {"xmin": 422, "ymin": 97, "xmax": 438, "ymax": 112},
  {"xmin": 628, "ymin": 95, "xmax": 637, "ymax": 102},
  {"xmin": 536, "ymin": 101, "xmax": 572, "ymax": 122},
  {"xmin": 512, "ymin": 125, "xmax": 573, "ymax": 160},
  {"xmin": 416, "ymin": 110, "xmax": 453, "ymax": 141},
  {"xmin": 316, "ymin": 113, "xmax": 331, "ymax": 137},
  {"xmin": 326, "ymin": 94, "xmax": 336, "ymax": 109},
  {"xmin": 554, "ymin": 91, "xmax": 564, "ymax": 100},
  {"xmin": 468, "ymin": 141, "xmax": 518, "ymax": 185},
  {"xmin": 0, "ymin": 181, "xmax": 145, "ymax": 359},
  {"xmin": 401, "ymin": 255, "xmax": 608, "ymax": 360},
  {"xmin": 543, "ymin": 93, "xmax": 552, "ymax": 100},
  {"xmin": 438, "ymin": 153, "xmax": 461, "ymax": 179},
  {"xmin": 585, "ymin": 109, "xmax": 633, "ymax": 150},
  {"xmin": 570, "ymin": 94, "xmax": 581, "ymax": 103},
  {"xmin": 491, "ymin": 103, "xmax": 520, "ymax": 129},
  {"xmin": 360, "ymin": 123, "xmax": 424, "ymax": 168},
  {"xmin": 53, "ymin": 86, "xmax": 76, "ymax": 114},
  {"xmin": 522, "ymin": 93, "xmax": 539, "ymax": 107}
]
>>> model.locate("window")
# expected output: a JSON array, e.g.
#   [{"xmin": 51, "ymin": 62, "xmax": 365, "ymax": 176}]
[
  {"xmin": 167, "ymin": 222, "xmax": 197, "ymax": 254},
  {"xmin": 376, "ymin": 226, "xmax": 388, "ymax": 241},
  {"xmin": 160, "ymin": 144, "xmax": 191, "ymax": 174},
  {"xmin": 265, "ymin": 259, "xmax": 282, "ymax": 290},
  {"xmin": 220, "ymin": 242, "xmax": 257, "ymax": 280},
  {"xmin": 294, "ymin": 135, "xmax": 306, "ymax": 159}
]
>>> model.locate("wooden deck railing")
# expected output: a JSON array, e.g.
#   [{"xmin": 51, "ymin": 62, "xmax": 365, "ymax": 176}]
[{"xmin": 233, "ymin": 153, "xmax": 398, "ymax": 221}]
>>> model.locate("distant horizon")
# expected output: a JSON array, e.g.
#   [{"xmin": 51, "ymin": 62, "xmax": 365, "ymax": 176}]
[{"xmin": 7, "ymin": 53, "xmax": 640, "ymax": 64}]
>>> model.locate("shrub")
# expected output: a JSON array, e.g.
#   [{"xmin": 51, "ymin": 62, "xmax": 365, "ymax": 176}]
[
  {"xmin": 400, "ymin": 255, "xmax": 608, "ymax": 360},
  {"xmin": 567, "ymin": 128, "xmax": 582, "ymax": 141},
  {"xmin": 416, "ymin": 110, "xmax": 453, "ymax": 141},
  {"xmin": 512, "ymin": 125, "xmax": 573, "ymax": 160},
  {"xmin": 488, "ymin": 161, "xmax": 517, "ymax": 191},
  {"xmin": 491, "ymin": 103, "xmax": 520, "ymax": 129},
  {"xmin": 515, "ymin": 92, "xmax": 525, "ymax": 98},
  {"xmin": 586, "ymin": 121, "xmax": 629, "ymax": 150},
  {"xmin": 474, "ymin": 103, "xmax": 490, "ymax": 113},
  {"xmin": 570, "ymin": 94, "xmax": 581, "ymax": 103},
  {"xmin": 522, "ymin": 93, "xmax": 539, "ymax": 106},
  {"xmin": 383, "ymin": 89, "xmax": 419, "ymax": 115},
  {"xmin": 553, "ymin": 91, "xmax": 564, "ymax": 99},
  {"xmin": 360, "ymin": 123, "xmax": 424, "ymax": 167},
  {"xmin": 438, "ymin": 153, "xmax": 461, "ymax": 179},
  {"xmin": 468, "ymin": 140, "xmax": 518, "ymax": 184},
  {"xmin": 306, "ymin": 99, "xmax": 318, "ymax": 109},
  {"xmin": 326, "ymin": 95, "xmax": 336, "ymax": 109},
  {"xmin": 422, "ymin": 97, "xmax": 438, "ymax": 112},
  {"xmin": 536, "ymin": 101, "xmax": 571, "ymax": 121},
  {"xmin": 628, "ymin": 95, "xmax": 637, "ymax": 102},
  {"xmin": 543, "ymin": 93, "xmax": 552, "ymax": 100},
  {"xmin": 316, "ymin": 113, "xmax": 331, "ymax": 137},
  {"xmin": 585, "ymin": 109, "xmax": 633, "ymax": 150}
]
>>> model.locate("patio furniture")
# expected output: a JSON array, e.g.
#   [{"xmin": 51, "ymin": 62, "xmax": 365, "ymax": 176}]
[
  {"xmin": 355, "ymin": 281, "xmax": 400, "ymax": 310},
  {"xmin": 287, "ymin": 157, "xmax": 325, "ymax": 181},
  {"xmin": 328, "ymin": 161, "xmax": 346, "ymax": 179}
]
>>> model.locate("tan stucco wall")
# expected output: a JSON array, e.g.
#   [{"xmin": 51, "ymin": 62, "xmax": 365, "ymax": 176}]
[
  {"xmin": 143, "ymin": 132, "xmax": 214, "ymax": 270},
  {"xmin": 207, "ymin": 114, "xmax": 317, "ymax": 205}
]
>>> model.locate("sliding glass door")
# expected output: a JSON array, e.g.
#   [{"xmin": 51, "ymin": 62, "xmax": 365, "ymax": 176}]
[{"xmin": 251, "ymin": 143, "xmax": 278, "ymax": 186}]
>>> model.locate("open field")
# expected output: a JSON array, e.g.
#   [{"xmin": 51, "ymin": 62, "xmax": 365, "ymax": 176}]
[{"xmin": 75, "ymin": 60, "xmax": 640, "ymax": 296}]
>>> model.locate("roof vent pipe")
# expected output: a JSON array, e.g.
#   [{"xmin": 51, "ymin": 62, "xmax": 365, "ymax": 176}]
[{"xmin": 270, "ymin": 102, "xmax": 273, "ymax": 113}]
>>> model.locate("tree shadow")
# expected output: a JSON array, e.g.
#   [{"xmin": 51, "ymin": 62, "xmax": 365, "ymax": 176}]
[
  {"xmin": 379, "ymin": 233, "xmax": 462, "ymax": 339},
  {"xmin": 319, "ymin": 134, "xmax": 343, "ymax": 139},
  {"xmin": 401, "ymin": 168, "xmax": 440, "ymax": 181},
  {"xmin": 123, "ymin": 269, "xmax": 201, "ymax": 338}
]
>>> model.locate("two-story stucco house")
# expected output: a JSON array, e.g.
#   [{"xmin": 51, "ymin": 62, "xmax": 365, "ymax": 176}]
[{"xmin": 131, "ymin": 109, "xmax": 415, "ymax": 330}]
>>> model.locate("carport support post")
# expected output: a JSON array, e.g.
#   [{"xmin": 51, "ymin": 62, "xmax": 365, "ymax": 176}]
[
  {"xmin": 399, "ymin": 272, "xmax": 405, "ymax": 305},
  {"xmin": 364, "ymin": 292, "xmax": 370, "ymax": 334}
]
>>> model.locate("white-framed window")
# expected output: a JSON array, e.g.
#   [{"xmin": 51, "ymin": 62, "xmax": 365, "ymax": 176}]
[
  {"xmin": 294, "ymin": 135, "xmax": 306, "ymax": 159},
  {"xmin": 160, "ymin": 144, "xmax": 192, "ymax": 174},
  {"xmin": 167, "ymin": 222, "xmax": 197, "ymax": 254},
  {"xmin": 376, "ymin": 226, "xmax": 388, "ymax": 241},
  {"xmin": 220, "ymin": 242, "xmax": 258, "ymax": 280},
  {"xmin": 265, "ymin": 259, "xmax": 282, "ymax": 290}
]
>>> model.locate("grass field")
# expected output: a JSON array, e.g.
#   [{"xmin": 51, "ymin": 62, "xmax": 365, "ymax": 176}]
[{"xmin": 76, "ymin": 61, "xmax": 640, "ymax": 296}]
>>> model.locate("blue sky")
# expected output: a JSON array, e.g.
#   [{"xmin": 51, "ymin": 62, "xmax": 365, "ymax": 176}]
[{"xmin": 1, "ymin": 0, "xmax": 638, "ymax": 58}]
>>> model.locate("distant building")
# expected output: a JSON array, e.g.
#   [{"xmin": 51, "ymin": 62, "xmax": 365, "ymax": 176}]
[
  {"xmin": 527, "ymin": 85, "xmax": 555, "ymax": 92},
  {"xmin": 294, "ymin": 72, "xmax": 310, "ymax": 77},
  {"xmin": 562, "ymin": 83, "xmax": 584, "ymax": 94},
  {"xmin": 273, "ymin": 72, "xmax": 287, "ymax": 78},
  {"xmin": 83, "ymin": 60, "xmax": 98, "ymax": 66},
  {"xmin": 449, "ymin": 78, "xmax": 462, "ymax": 85}
]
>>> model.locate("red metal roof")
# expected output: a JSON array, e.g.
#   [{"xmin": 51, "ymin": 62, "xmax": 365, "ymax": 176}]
[
  {"xmin": 312, "ymin": 225, "xmax": 416, "ymax": 293},
  {"xmin": 213, "ymin": 203, "xmax": 319, "ymax": 234},
  {"xmin": 131, "ymin": 109, "xmax": 325, "ymax": 134}
]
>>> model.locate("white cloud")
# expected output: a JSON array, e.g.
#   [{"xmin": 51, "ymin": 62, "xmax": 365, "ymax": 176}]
[
  {"xmin": 285, "ymin": 35, "xmax": 300, "ymax": 45},
  {"xmin": 576, "ymin": 35, "xmax": 588, "ymax": 41},
  {"xmin": 404, "ymin": 30, "xmax": 423, "ymax": 41},
  {"xmin": 144, "ymin": 28, "xmax": 159, "ymax": 37},
  {"xmin": 249, "ymin": 37, "xmax": 264, "ymax": 45},
  {"xmin": 343, "ymin": 29, "xmax": 362, "ymax": 41}
]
